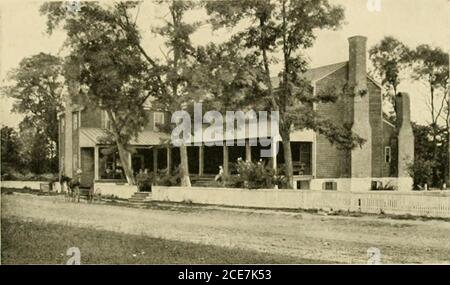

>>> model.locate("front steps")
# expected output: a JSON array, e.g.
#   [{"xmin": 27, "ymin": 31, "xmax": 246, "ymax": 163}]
[{"xmin": 129, "ymin": 192, "xmax": 151, "ymax": 204}]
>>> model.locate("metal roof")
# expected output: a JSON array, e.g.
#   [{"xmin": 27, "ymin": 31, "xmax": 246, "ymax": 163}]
[{"xmin": 79, "ymin": 128, "xmax": 169, "ymax": 147}]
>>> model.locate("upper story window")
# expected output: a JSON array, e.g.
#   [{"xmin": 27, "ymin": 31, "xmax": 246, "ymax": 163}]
[
  {"xmin": 72, "ymin": 112, "xmax": 78, "ymax": 130},
  {"xmin": 153, "ymin": 112, "xmax": 165, "ymax": 131},
  {"xmin": 102, "ymin": 111, "xmax": 112, "ymax": 130},
  {"xmin": 385, "ymin": 146, "xmax": 391, "ymax": 163}
]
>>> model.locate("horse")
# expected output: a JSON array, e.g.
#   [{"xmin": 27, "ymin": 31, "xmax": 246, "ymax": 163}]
[{"xmin": 60, "ymin": 175, "xmax": 80, "ymax": 203}]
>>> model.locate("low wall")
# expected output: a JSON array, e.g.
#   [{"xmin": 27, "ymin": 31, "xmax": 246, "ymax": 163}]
[
  {"xmin": 93, "ymin": 182, "xmax": 137, "ymax": 199},
  {"xmin": 1, "ymin": 180, "xmax": 61, "ymax": 192},
  {"xmin": 152, "ymin": 186, "xmax": 450, "ymax": 218}
]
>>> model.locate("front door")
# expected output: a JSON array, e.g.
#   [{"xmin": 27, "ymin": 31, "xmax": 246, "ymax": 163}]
[{"xmin": 80, "ymin": 148, "xmax": 95, "ymax": 188}]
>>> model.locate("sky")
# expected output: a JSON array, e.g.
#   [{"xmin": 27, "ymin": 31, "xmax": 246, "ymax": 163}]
[{"xmin": 0, "ymin": 0, "xmax": 449, "ymax": 128}]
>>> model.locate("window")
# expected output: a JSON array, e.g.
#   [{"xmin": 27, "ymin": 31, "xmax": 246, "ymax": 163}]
[
  {"xmin": 292, "ymin": 142, "xmax": 312, "ymax": 175},
  {"xmin": 299, "ymin": 142, "xmax": 312, "ymax": 175},
  {"xmin": 323, "ymin": 181, "xmax": 337, "ymax": 190},
  {"xmin": 153, "ymin": 112, "xmax": 165, "ymax": 131},
  {"xmin": 72, "ymin": 112, "xmax": 78, "ymax": 130},
  {"xmin": 99, "ymin": 147, "xmax": 125, "ymax": 180},
  {"xmin": 385, "ymin": 146, "xmax": 391, "ymax": 163},
  {"xmin": 102, "ymin": 111, "xmax": 112, "ymax": 130}
]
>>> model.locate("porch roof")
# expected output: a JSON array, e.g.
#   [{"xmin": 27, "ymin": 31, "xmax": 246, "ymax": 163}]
[
  {"xmin": 79, "ymin": 125, "xmax": 314, "ymax": 148},
  {"xmin": 79, "ymin": 128, "xmax": 169, "ymax": 147}
]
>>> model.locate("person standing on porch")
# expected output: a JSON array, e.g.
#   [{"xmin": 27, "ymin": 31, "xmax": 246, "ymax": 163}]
[
  {"xmin": 215, "ymin": 166, "xmax": 224, "ymax": 183},
  {"xmin": 136, "ymin": 168, "xmax": 145, "ymax": 191}
]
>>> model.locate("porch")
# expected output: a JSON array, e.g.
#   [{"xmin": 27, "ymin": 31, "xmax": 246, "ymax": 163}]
[{"xmin": 79, "ymin": 139, "xmax": 314, "ymax": 188}]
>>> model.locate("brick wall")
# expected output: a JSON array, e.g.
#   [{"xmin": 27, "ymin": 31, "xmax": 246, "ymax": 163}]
[
  {"xmin": 382, "ymin": 121, "xmax": 396, "ymax": 177},
  {"xmin": 81, "ymin": 106, "xmax": 102, "ymax": 128},
  {"xmin": 315, "ymin": 69, "xmax": 387, "ymax": 179},
  {"xmin": 368, "ymin": 79, "xmax": 383, "ymax": 177},
  {"xmin": 315, "ymin": 66, "xmax": 351, "ymax": 178}
]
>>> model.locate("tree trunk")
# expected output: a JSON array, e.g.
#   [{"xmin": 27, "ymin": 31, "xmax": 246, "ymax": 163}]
[
  {"xmin": 280, "ymin": 128, "xmax": 294, "ymax": 189},
  {"xmin": 179, "ymin": 142, "xmax": 191, "ymax": 187},
  {"xmin": 107, "ymin": 109, "xmax": 135, "ymax": 185},
  {"xmin": 116, "ymin": 140, "xmax": 135, "ymax": 185},
  {"xmin": 279, "ymin": 2, "xmax": 293, "ymax": 189}
]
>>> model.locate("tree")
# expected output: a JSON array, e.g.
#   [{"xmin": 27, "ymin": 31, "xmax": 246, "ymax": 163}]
[
  {"xmin": 148, "ymin": 0, "xmax": 205, "ymax": 187},
  {"xmin": 41, "ymin": 2, "xmax": 163, "ymax": 184},
  {"xmin": 205, "ymin": 0, "xmax": 363, "ymax": 188},
  {"xmin": 410, "ymin": 44, "xmax": 449, "ymax": 186},
  {"xmin": 408, "ymin": 122, "xmax": 447, "ymax": 188},
  {"xmin": 369, "ymin": 36, "xmax": 411, "ymax": 120},
  {"xmin": 1, "ymin": 126, "xmax": 23, "ymax": 174},
  {"xmin": 1, "ymin": 53, "xmax": 64, "ymax": 173}
]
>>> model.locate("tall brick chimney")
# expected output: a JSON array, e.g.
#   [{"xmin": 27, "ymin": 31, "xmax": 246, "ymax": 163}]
[
  {"xmin": 348, "ymin": 36, "xmax": 372, "ymax": 178},
  {"xmin": 395, "ymin": 92, "xmax": 414, "ymax": 191}
]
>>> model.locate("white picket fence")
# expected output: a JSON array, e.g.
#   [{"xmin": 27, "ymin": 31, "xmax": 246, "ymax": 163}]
[{"xmin": 152, "ymin": 186, "xmax": 450, "ymax": 218}]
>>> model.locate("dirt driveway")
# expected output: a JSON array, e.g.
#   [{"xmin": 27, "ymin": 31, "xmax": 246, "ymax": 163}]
[{"xmin": 2, "ymin": 193, "xmax": 450, "ymax": 264}]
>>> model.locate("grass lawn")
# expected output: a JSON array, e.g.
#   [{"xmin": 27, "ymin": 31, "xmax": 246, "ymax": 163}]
[{"xmin": 1, "ymin": 218, "xmax": 327, "ymax": 264}]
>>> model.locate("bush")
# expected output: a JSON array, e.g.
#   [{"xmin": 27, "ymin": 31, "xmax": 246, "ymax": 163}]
[
  {"xmin": 154, "ymin": 167, "xmax": 181, "ymax": 186},
  {"xmin": 371, "ymin": 180, "xmax": 396, "ymax": 191},
  {"xmin": 407, "ymin": 158, "xmax": 436, "ymax": 189},
  {"xmin": 231, "ymin": 158, "xmax": 286, "ymax": 189},
  {"xmin": 1, "ymin": 171, "xmax": 58, "ymax": 182}
]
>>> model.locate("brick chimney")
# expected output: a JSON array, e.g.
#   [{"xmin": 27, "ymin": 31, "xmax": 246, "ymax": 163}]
[
  {"xmin": 395, "ymin": 92, "xmax": 414, "ymax": 190},
  {"xmin": 348, "ymin": 35, "xmax": 372, "ymax": 178}
]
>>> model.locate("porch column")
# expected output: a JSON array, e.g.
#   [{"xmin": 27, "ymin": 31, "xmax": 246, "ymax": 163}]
[
  {"xmin": 153, "ymin": 147, "xmax": 158, "ymax": 172},
  {"xmin": 127, "ymin": 151, "xmax": 132, "ymax": 172},
  {"xmin": 223, "ymin": 145, "xmax": 229, "ymax": 177},
  {"xmin": 198, "ymin": 144, "xmax": 204, "ymax": 176},
  {"xmin": 245, "ymin": 139, "xmax": 251, "ymax": 162},
  {"xmin": 271, "ymin": 139, "xmax": 277, "ymax": 171},
  {"xmin": 94, "ymin": 146, "xmax": 99, "ymax": 180},
  {"xmin": 166, "ymin": 146, "xmax": 172, "ymax": 174}
]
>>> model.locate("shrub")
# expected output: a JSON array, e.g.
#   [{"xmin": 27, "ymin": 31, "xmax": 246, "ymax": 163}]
[
  {"xmin": 154, "ymin": 167, "xmax": 181, "ymax": 186},
  {"xmin": 407, "ymin": 158, "xmax": 436, "ymax": 189},
  {"xmin": 371, "ymin": 181, "xmax": 396, "ymax": 191},
  {"xmin": 1, "ymin": 171, "xmax": 58, "ymax": 182},
  {"xmin": 232, "ymin": 158, "xmax": 285, "ymax": 189},
  {"xmin": 136, "ymin": 172, "xmax": 155, "ymax": 192}
]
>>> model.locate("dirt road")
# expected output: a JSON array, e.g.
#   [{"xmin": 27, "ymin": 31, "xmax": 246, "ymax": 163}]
[{"xmin": 2, "ymin": 193, "xmax": 450, "ymax": 263}]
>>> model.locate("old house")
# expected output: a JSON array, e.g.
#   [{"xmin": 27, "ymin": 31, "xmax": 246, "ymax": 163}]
[{"xmin": 58, "ymin": 35, "xmax": 414, "ymax": 194}]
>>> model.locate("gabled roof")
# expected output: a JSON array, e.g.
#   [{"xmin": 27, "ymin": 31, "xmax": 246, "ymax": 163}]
[
  {"xmin": 271, "ymin": 61, "xmax": 383, "ymax": 89},
  {"xmin": 302, "ymin": 61, "xmax": 348, "ymax": 83},
  {"xmin": 271, "ymin": 61, "xmax": 348, "ymax": 87}
]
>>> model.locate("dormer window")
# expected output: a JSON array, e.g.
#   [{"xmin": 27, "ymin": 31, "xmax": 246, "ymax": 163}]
[
  {"xmin": 153, "ymin": 112, "xmax": 165, "ymax": 131},
  {"xmin": 102, "ymin": 111, "xmax": 112, "ymax": 130}
]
